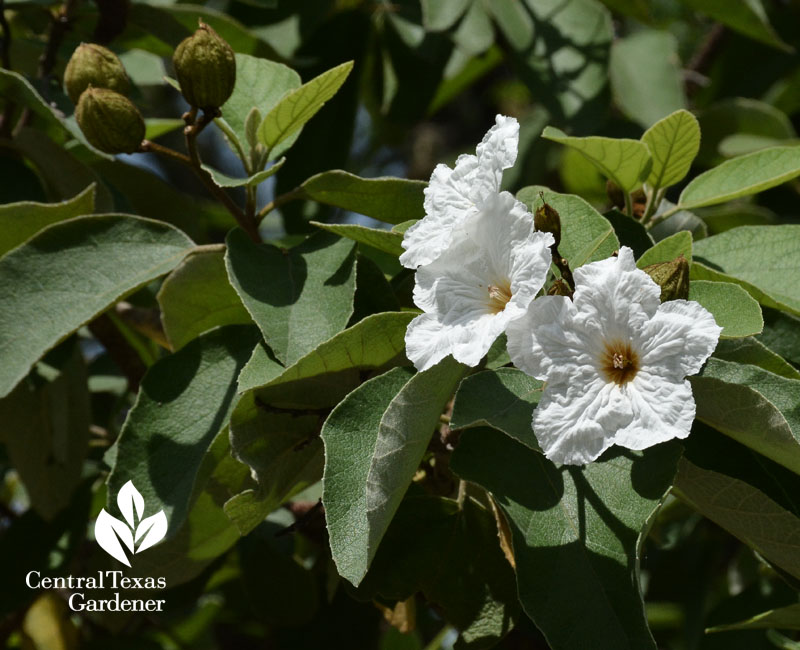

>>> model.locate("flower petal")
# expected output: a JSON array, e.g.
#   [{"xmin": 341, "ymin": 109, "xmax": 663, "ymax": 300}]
[
  {"xmin": 506, "ymin": 295, "xmax": 599, "ymax": 383},
  {"xmin": 533, "ymin": 378, "xmax": 634, "ymax": 465},
  {"xmin": 405, "ymin": 311, "xmax": 504, "ymax": 372},
  {"xmin": 400, "ymin": 115, "xmax": 519, "ymax": 269},
  {"xmin": 572, "ymin": 246, "xmax": 661, "ymax": 340},
  {"xmin": 613, "ymin": 377, "xmax": 695, "ymax": 449},
  {"xmin": 638, "ymin": 299, "xmax": 722, "ymax": 379}
]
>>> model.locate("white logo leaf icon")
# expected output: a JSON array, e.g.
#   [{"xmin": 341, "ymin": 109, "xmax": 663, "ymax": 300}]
[
  {"xmin": 134, "ymin": 511, "xmax": 168, "ymax": 554},
  {"xmin": 95, "ymin": 509, "xmax": 135, "ymax": 567},
  {"xmin": 117, "ymin": 480, "xmax": 145, "ymax": 529}
]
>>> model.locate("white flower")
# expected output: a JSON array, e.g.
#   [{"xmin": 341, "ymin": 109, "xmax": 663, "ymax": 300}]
[
  {"xmin": 400, "ymin": 114, "xmax": 519, "ymax": 269},
  {"xmin": 405, "ymin": 191, "xmax": 554, "ymax": 372},
  {"xmin": 506, "ymin": 246, "xmax": 722, "ymax": 466}
]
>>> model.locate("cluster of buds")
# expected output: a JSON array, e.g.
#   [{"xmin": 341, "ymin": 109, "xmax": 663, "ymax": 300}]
[
  {"xmin": 65, "ymin": 21, "xmax": 236, "ymax": 154},
  {"xmin": 65, "ymin": 43, "xmax": 144, "ymax": 154}
]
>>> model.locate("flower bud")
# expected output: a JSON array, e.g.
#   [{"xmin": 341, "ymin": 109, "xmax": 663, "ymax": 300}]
[
  {"xmin": 75, "ymin": 87, "xmax": 145, "ymax": 154},
  {"xmin": 173, "ymin": 21, "xmax": 236, "ymax": 110},
  {"xmin": 642, "ymin": 255, "xmax": 690, "ymax": 302},
  {"xmin": 63, "ymin": 43, "xmax": 130, "ymax": 104},
  {"xmin": 534, "ymin": 198, "xmax": 561, "ymax": 247}
]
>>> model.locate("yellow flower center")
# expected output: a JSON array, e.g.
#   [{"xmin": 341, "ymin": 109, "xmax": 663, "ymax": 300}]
[
  {"xmin": 487, "ymin": 281, "xmax": 512, "ymax": 314},
  {"xmin": 600, "ymin": 339, "xmax": 640, "ymax": 385}
]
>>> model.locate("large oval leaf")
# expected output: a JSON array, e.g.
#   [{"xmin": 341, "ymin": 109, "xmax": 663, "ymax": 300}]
[{"xmin": 0, "ymin": 215, "xmax": 195, "ymax": 398}]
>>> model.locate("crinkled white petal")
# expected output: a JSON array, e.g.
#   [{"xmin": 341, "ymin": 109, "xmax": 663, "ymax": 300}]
[
  {"xmin": 406, "ymin": 190, "xmax": 550, "ymax": 372},
  {"xmin": 637, "ymin": 300, "xmax": 722, "ymax": 380},
  {"xmin": 400, "ymin": 115, "xmax": 519, "ymax": 269},
  {"xmin": 405, "ymin": 311, "xmax": 505, "ymax": 372},
  {"xmin": 507, "ymin": 296, "xmax": 599, "ymax": 383},
  {"xmin": 510, "ymin": 246, "xmax": 722, "ymax": 465},
  {"xmin": 572, "ymin": 246, "xmax": 661, "ymax": 340},
  {"xmin": 612, "ymin": 376, "xmax": 695, "ymax": 450},
  {"xmin": 533, "ymin": 378, "xmax": 635, "ymax": 466}
]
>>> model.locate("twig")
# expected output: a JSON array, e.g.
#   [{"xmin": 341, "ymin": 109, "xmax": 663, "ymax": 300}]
[
  {"xmin": 685, "ymin": 23, "xmax": 726, "ymax": 98},
  {"xmin": 184, "ymin": 109, "xmax": 261, "ymax": 242},
  {"xmin": 257, "ymin": 187, "xmax": 305, "ymax": 221},
  {"xmin": 87, "ymin": 314, "xmax": 146, "ymax": 392},
  {"xmin": 38, "ymin": 0, "xmax": 80, "ymax": 82},
  {"xmin": 276, "ymin": 499, "xmax": 323, "ymax": 537},
  {"xmin": 139, "ymin": 140, "xmax": 192, "ymax": 165}
]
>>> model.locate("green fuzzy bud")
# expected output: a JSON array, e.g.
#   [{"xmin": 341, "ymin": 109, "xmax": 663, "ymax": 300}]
[
  {"xmin": 63, "ymin": 43, "xmax": 130, "ymax": 104},
  {"xmin": 534, "ymin": 197, "xmax": 561, "ymax": 247},
  {"xmin": 173, "ymin": 21, "xmax": 236, "ymax": 110},
  {"xmin": 642, "ymin": 255, "xmax": 690, "ymax": 302},
  {"xmin": 75, "ymin": 87, "xmax": 145, "ymax": 154}
]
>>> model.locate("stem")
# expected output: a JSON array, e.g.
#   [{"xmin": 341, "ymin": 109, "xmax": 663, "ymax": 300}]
[
  {"xmin": 641, "ymin": 187, "xmax": 665, "ymax": 226},
  {"xmin": 184, "ymin": 110, "xmax": 261, "ymax": 242},
  {"xmin": 647, "ymin": 202, "xmax": 681, "ymax": 230},
  {"xmin": 685, "ymin": 24, "xmax": 726, "ymax": 98},
  {"xmin": 257, "ymin": 187, "xmax": 305, "ymax": 221},
  {"xmin": 623, "ymin": 190, "xmax": 633, "ymax": 218},
  {"xmin": 14, "ymin": 0, "xmax": 79, "ymax": 132},
  {"xmin": 214, "ymin": 116, "xmax": 250, "ymax": 174},
  {"xmin": 457, "ymin": 480, "xmax": 467, "ymax": 509},
  {"xmin": 139, "ymin": 140, "xmax": 192, "ymax": 165}
]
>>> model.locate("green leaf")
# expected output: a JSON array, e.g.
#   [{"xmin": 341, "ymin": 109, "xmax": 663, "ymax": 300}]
[
  {"xmin": 0, "ymin": 185, "xmax": 95, "ymax": 257},
  {"xmin": 225, "ymin": 229, "xmax": 356, "ymax": 366},
  {"xmin": 688, "ymin": 280, "xmax": 763, "ymax": 339},
  {"xmin": 487, "ymin": 0, "xmax": 534, "ymax": 50},
  {"xmin": 244, "ymin": 312, "xmax": 414, "ymax": 407},
  {"xmin": 641, "ymin": 110, "xmax": 700, "ymax": 190},
  {"xmin": 143, "ymin": 118, "xmax": 185, "ymax": 141},
  {"xmin": 450, "ymin": 368, "xmax": 543, "ymax": 450},
  {"xmin": 13, "ymin": 128, "xmax": 114, "ymax": 212},
  {"xmin": 596, "ymin": 0, "xmax": 651, "ymax": 21},
  {"xmin": 609, "ymin": 32, "xmax": 686, "ymax": 129},
  {"xmin": 323, "ymin": 358, "xmax": 467, "ymax": 586},
  {"xmin": 678, "ymin": 147, "xmax": 800, "ymax": 210},
  {"xmin": 713, "ymin": 337, "xmax": 800, "ymax": 380},
  {"xmin": 299, "ymin": 170, "xmax": 426, "ymax": 225},
  {"xmin": 759, "ymin": 307, "xmax": 800, "ymax": 367},
  {"xmin": 691, "ymin": 358, "xmax": 800, "ymax": 475},
  {"xmin": 674, "ymin": 457, "xmax": 800, "ymax": 582},
  {"xmin": 517, "ymin": 187, "xmax": 620, "ymax": 268},
  {"xmin": 107, "ymin": 325, "xmax": 260, "ymax": 538},
  {"xmin": 0, "ymin": 215, "xmax": 194, "ymax": 398},
  {"xmin": 636, "ymin": 231, "xmax": 692, "ymax": 267},
  {"xmin": 202, "ymin": 158, "xmax": 285, "ymax": 188},
  {"xmin": 692, "ymin": 225, "xmax": 800, "ymax": 315},
  {"xmin": 421, "ymin": 0, "xmax": 471, "ymax": 30},
  {"xmin": 125, "ymin": 4, "xmax": 282, "ymax": 60},
  {"xmin": 697, "ymin": 98, "xmax": 795, "ymax": 165},
  {"xmin": 310, "ymin": 222, "xmax": 403, "ymax": 256},
  {"xmin": 258, "ymin": 61, "xmax": 354, "ymax": 154},
  {"xmin": 224, "ymin": 393, "xmax": 323, "ymax": 534},
  {"xmin": 124, "ymin": 428, "xmax": 253, "ymax": 585},
  {"xmin": 511, "ymin": 0, "xmax": 612, "ymax": 122},
  {"xmin": 698, "ymin": 202, "xmax": 778, "ymax": 234},
  {"xmin": 650, "ymin": 201, "xmax": 708, "ymax": 242},
  {"xmin": 677, "ymin": 0, "xmax": 791, "ymax": 51},
  {"xmin": 0, "ymin": 341, "xmax": 89, "ymax": 520},
  {"xmin": 356, "ymin": 496, "xmax": 519, "ymax": 648},
  {"xmin": 451, "ymin": 427, "xmax": 681, "ymax": 650},
  {"xmin": 541, "ymin": 126, "xmax": 652, "ymax": 192},
  {"xmin": 708, "ymin": 603, "xmax": 800, "ymax": 632},
  {"xmin": 157, "ymin": 247, "xmax": 252, "ymax": 351},
  {"xmin": 218, "ymin": 54, "xmax": 301, "ymax": 160}
]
